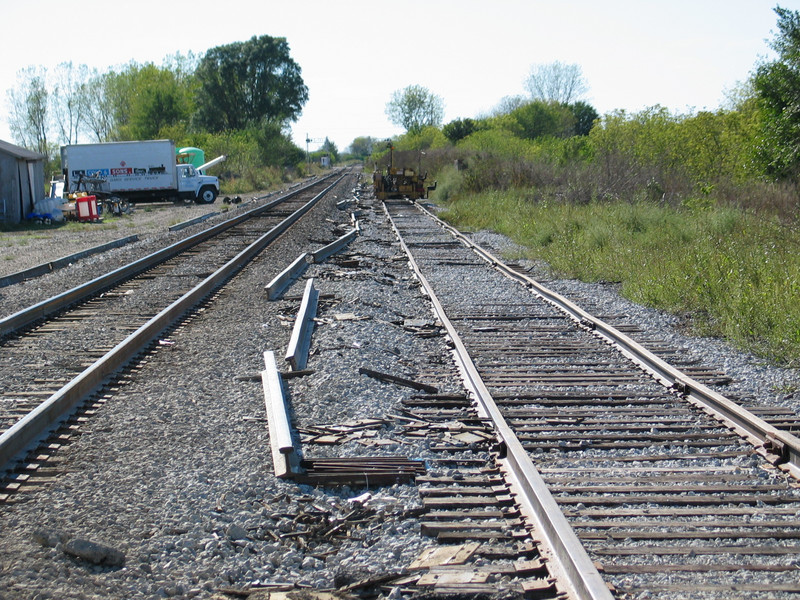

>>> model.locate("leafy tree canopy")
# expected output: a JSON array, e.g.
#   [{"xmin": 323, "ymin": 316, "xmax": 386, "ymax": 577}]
[
  {"xmin": 752, "ymin": 6, "xmax": 800, "ymax": 178},
  {"xmin": 193, "ymin": 35, "xmax": 308, "ymax": 132},
  {"xmin": 347, "ymin": 136, "xmax": 376, "ymax": 158},
  {"xmin": 443, "ymin": 118, "xmax": 482, "ymax": 143},
  {"xmin": 386, "ymin": 85, "xmax": 445, "ymax": 135},
  {"xmin": 568, "ymin": 101, "xmax": 599, "ymax": 136},
  {"xmin": 506, "ymin": 100, "xmax": 576, "ymax": 140},
  {"xmin": 109, "ymin": 63, "xmax": 194, "ymax": 140}
]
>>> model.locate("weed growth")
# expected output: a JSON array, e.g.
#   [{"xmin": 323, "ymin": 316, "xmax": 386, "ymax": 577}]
[{"xmin": 440, "ymin": 190, "xmax": 800, "ymax": 366}]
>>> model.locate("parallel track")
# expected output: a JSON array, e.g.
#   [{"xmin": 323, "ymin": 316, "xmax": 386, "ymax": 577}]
[
  {"xmin": 0, "ymin": 173, "xmax": 346, "ymax": 477},
  {"xmin": 384, "ymin": 198, "xmax": 800, "ymax": 599}
]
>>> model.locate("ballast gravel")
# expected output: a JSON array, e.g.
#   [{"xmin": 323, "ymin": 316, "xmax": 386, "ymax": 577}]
[{"xmin": 0, "ymin": 182, "xmax": 798, "ymax": 599}]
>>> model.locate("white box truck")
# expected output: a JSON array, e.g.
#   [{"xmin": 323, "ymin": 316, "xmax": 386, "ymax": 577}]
[{"xmin": 60, "ymin": 140, "xmax": 220, "ymax": 204}]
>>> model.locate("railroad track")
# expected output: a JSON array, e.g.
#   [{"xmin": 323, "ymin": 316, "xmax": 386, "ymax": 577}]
[
  {"xmin": 381, "ymin": 198, "xmax": 800, "ymax": 598},
  {"xmin": 2, "ymin": 176, "xmax": 799, "ymax": 599},
  {"xmin": 0, "ymin": 172, "xmax": 347, "ymax": 483}
]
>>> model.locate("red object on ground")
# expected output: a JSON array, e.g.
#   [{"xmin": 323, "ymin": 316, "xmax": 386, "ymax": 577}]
[{"xmin": 76, "ymin": 196, "xmax": 99, "ymax": 222}]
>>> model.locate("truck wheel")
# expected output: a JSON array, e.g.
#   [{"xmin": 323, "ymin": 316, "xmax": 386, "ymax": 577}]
[{"xmin": 199, "ymin": 187, "xmax": 218, "ymax": 204}]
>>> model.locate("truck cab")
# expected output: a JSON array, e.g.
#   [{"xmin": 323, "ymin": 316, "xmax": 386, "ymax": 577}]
[{"xmin": 177, "ymin": 164, "xmax": 219, "ymax": 204}]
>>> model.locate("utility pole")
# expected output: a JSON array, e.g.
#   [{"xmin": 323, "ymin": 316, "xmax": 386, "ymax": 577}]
[{"xmin": 305, "ymin": 134, "xmax": 323, "ymax": 164}]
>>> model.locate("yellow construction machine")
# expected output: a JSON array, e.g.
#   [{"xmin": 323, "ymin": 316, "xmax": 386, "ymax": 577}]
[{"xmin": 373, "ymin": 145, "xmax": 435, "ymax": 200}]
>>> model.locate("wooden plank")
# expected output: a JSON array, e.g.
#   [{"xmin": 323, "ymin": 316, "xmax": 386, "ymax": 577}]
[
  {"xmin": 417, "ymin": 571, "xmax": 489, "ymax": 585},
  {"xmin": 581, "ymin": 529, "xmax": 800, "ymax": 540},
  {"xmin": 409, "ymin": 543, "xmax": 479, "ymax": 570},
  {"xmin": 423, "ymin": 496, "xmax": 514, "ymax": 508},
  {"xmin": 421, "ymin": 520, "xmax": 523, "ymax": 534},
  {"xmin": 436, "ymin": 530, "xmax": 530, "ymax": 542},
  {"xmin": 550, "ymin": 483, "xmax": 787, "ymax": 494},
  {"xmin": 556, "ymin": 493, "xmax": 800, "ymax": 506},
  {"xmin": 569, "ymin": 506, "xmax": 800, "ymax": 518},
  {"xmin": 572, "ymin": 519, "xmax": 800, "ymax": 529},
  {"xmin": 424, "ymin": 510, "xmax": 516, "ymax": 520},
  {"xmin": 359, "ymin": 367, "xmax": 438, "ymax": 394},
  {"xmin": 419, "ymin": 486, "xmax": 509, "ymax": 497}
]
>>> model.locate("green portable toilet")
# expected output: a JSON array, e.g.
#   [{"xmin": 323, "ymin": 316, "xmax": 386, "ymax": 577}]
[{"xmin": 176, "ymin": 147, "xmax": 205, "ymax": 169}]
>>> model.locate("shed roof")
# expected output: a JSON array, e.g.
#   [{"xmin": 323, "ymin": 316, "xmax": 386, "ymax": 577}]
[{"xmin": 0, "ymin": 138, "xmax": 46, "ymax": 161}]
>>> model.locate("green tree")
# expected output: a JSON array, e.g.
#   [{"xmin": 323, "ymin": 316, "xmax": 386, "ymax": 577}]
[
  {"xmin": 193, "ymin": 35, "xmax": 308, "ymax": 132},
  {"xmin": 752, "ymin": 6, "xmax": 800, "ymax": 178},
  {"xmin": 320, "ymin": 137, "xmax": 338, "ymax": 162},
  {"xmin": 6, "ymin": 66, "xmax": 49, "ymax": 154},
  {"xmin": 347, "ymin": 136, "xmax": 375, "ymax": 158},
  {"xmin": 108, "ymin": 62, "xmax": 194, "ymax": 140},
  {"xmin": 507, "ymin": 100, "xmax": 575, "ymax": 140},
  {"xmin": 443, "ymin": 118, "xmax": 480, "ymax": 143},
  {"xmin": 253, "ymin": 120, "xmax": 304, "ymax": 167},
  {"xmin": 386, "ymin": 85, "xmax": 445, "ymax": 135},
  {"xmin": 567, "ymin": 101, "xmax": 599, "ymax": 136}
]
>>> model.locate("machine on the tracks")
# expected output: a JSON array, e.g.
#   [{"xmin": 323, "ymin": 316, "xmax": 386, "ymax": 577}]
[{"xmin": 373, "ymin": 144, "xmax": 436, "ymax": 200}]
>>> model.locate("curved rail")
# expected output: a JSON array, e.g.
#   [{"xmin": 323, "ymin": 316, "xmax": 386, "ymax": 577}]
[
  {"xmin": 413, "ymin": 201, "xmax": 800, "ymax": 480},
  {"xmin": 0, "ymin": 175, "xmax": 345, "ymax": 472},
  {"xmin": 383, "ymin": 203, "xmax": 614, "ymax": 600}
]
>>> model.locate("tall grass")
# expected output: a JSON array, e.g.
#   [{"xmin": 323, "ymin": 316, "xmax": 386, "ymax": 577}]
[{"xmin": 440, "ymin": 190, "xmax": 800, "ymax": 366}]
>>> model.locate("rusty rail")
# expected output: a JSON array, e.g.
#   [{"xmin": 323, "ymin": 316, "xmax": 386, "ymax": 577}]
[
  {"xmin": 383, "ymin": 202, "xmax": 614, "ymax": 600},
  {"xmin": 411, "ymin": 200, "xmax": 800, "ymax": 481}
]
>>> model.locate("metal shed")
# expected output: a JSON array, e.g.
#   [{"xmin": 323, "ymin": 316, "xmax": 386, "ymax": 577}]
[{"xmin": 0, "ymin": 139, "xmax": 46, "ymax": 225}]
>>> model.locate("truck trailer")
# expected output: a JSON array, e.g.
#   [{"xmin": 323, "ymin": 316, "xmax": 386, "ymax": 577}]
[{"xmin": 60, "ymin": 140, "xmax": 220, "ymax": 204}]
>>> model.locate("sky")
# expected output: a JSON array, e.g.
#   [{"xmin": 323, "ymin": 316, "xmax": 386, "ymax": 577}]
[{"xmin": 1, "ymin": 0, "xmax": 797, "ymax": 154}]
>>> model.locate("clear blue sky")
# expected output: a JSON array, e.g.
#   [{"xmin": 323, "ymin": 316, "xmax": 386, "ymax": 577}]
[{"xmin": 1, "ymin": 0, "xmax": 796, "ymax": 152}]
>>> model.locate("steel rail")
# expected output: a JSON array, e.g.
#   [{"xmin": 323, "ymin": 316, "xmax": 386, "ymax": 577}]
[
  {"xmin": 0, "ymin": 173, "xmax": 339, "ymax": 338},
  {"xmin": 285, "ymin": 278, "xmax": 319, "ymax": 371},
  {"xmin": 265, "ymin": 253, "xmax": 311, "ymax": 300},
  {"xmin": 0, "ymin": 175, "xmax": 345, "ymax": 473},
  {"xmin": 383, "ymin": 203, "xmax": 614, "ymax": 600},
  {"xmin": 262, "ymin": 350, "xmax": 297, "ymax": 478},
  {"xmin": 309, "ymin": 228, "xmax": 358, "ymax": 264},
  {"xmin": 411, "ymin": 200, "xmax": 800, "ymax": 480}
]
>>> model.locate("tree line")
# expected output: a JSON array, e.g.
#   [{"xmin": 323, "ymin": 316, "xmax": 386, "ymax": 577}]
[
  {"xmin": 377, "ymin": 7, "xmax": 800, "ymax": 220},
  {"xmin": 6, "ymin": 35, "xmax": 313, "ymax": 190}
]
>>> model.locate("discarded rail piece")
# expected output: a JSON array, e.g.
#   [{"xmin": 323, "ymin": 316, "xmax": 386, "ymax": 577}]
[
  {"xmin": 262, "ymin": 350, "xmax": 300, "ymax": 478},
  {"xmin": 285, "ymin": 279, "xmax": 319, "ymax": 371},
  {"xmin": 265, "ymin": 253, "xmax": 310, "ymax": 300},
  {"xmin": 310, "ymin": 227, "xmax": 359, "ymax": 264}
]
